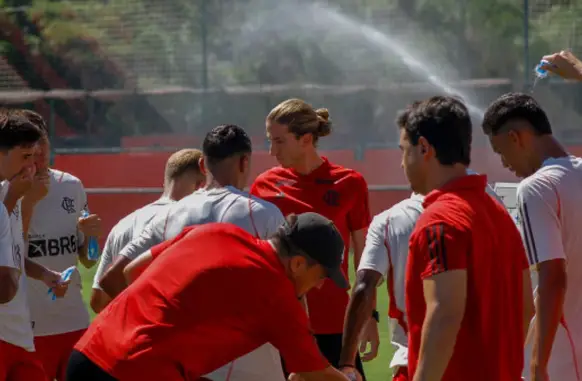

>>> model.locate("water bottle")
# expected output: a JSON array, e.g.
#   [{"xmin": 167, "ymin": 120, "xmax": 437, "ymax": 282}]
[
  {"xmin": 47, "ymin": 265, "xmax": 77, "ymax": 300},
  {"xmin": 534, "ymin": 59, "xmax": 550, "ymax": 79},
  {"xmin": 82, "ymin": 209, "xmax": 100, "ymax": 260}
]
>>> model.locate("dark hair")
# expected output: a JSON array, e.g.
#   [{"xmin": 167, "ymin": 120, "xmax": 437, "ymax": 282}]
[
  {"xmin": 402, "ymin": 96, "xmax": 472, "ymax": 166},
  {"xmin": 0, "ymin": 114, "xmax": 43, "ymax": 151},
  {"xmin": 9, "ymin": 109, "xmax": 48, "ymax": 135},
  {"xmin": 202, "ymin": 124, "xmax": 252, "ymax": 166},
  {"xmin": 482, "ymin": 93, "xmax": 552, "ymax": 136},
  {"xmin": 395, "ymin": 101, "xmax": 422, "ymax": 128}
]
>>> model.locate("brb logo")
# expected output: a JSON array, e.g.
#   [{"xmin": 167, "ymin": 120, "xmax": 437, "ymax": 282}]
[{"xmin": 28, "ymin": 235, "xmax": 78, "ymax": 257}]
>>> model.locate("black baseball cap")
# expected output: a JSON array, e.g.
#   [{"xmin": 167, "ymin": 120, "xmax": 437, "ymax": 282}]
[{"xmin": 281, "ymin": 212, "xmax": 347, "ymax": 288}]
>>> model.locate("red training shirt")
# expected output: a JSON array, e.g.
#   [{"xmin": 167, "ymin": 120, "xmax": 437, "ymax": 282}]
[
  {"xmin": 405, "ymin": 175, "xmax": 528, "ymax": 381},
  {"xmin": 75, "ymin": 223, "xmax": 328, "ymax": 380},
  {"xmin": 250, "ymin": 157, "xmax": 371, "ymax": 334}
]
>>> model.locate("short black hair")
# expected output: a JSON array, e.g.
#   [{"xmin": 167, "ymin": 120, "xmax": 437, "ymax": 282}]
[
  {"xmin": 0, "ymin": 114, "xmax": 43, "ymax": 151},
  {"xmin": 402, "ymin": 96, "xmax": 472, "ymax": 166},
  {"xmin": 482, "ymin": 93, "xmax": 552, "ymax": 136},
  {"xmin": 395, "ymin": 101, "xmax": 422, "ymax": 128},
  {"xmin": 202, "ymin": 124, "xmax": 252, "ymax": 166}
]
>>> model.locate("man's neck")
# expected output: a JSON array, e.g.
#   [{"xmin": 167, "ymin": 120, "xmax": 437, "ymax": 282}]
[
  {"xmin": 423, "ymin": 165, "xmax": 468, "ymax": 195},
  {"xmin": 292, "ymin": 151, "xmax": 323, "ymax": 175},
  {"xmin": 533, "ymin": 135, "xmax": 569, "ymax": 168},
  {"xmin": 203, "ymin": 174, "xmax": 239, "ymax": 191}
]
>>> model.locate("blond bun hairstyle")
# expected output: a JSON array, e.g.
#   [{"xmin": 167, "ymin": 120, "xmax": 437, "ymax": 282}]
[{"xmin": 267, "ymin": 98, "xmax": 333, "ymax": 143}]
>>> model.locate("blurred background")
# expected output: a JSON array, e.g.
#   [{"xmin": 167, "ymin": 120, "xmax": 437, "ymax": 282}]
[{"xmin": 2, "ymin": 1, "xmax": 581, "ymax": 378}]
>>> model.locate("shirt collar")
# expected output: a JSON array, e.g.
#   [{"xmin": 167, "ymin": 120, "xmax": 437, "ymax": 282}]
[{"xmin": 423, "ymin": 174, "xmax": 488, "ymax": 208}]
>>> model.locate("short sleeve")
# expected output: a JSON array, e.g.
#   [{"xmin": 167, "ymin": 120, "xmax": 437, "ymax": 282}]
[
  {"xmin": 77, "ymin": 182, "xmax": 88, "ymax": 246},
  {"xmin": 250, "ymin": 200, "xmax": 285, "ymax": 239},
  {"xmin": 249, "ymin": 180, "xmax": 261, "ymax": 197},
  {"xmin": 347, "ymin": 173, "xmax": 371, "ymax": 232},
  {"xmin": 410, "ymin": 222, "xmax": 470, "ymax": 280},
  {"xmin": 357, "ymin": 212, "xmax": 390, "ymax": 279},
  {"xmin": 0, "ymin": 205, "xmax": 15, "ymax": 269},
  {"xmin": 92, "ymin": 233, "xmax": 116, "ymax": 290},
  {"xmin": 517, "ymin": 175, "xmax": 565, "ymax": 265},
  {"xmin": 150, "ymin": 226, "xmax": 197, "ymax": 259},
  {"xmin": 266, "ymin": 288, "xmax": 329, "ymax": 373}
]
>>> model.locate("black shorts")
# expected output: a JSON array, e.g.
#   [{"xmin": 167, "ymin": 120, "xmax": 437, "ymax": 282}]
[
  {"xmin": 66, "ymin": 350, "xmax": 118, "ymax": 381},
  {"xmin": 282, "ymin": 333, "xmax": 367, "ymax": 380}
]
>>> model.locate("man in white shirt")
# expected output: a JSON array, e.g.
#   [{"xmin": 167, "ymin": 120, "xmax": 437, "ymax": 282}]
[
  {"xmin": 483, "ymin": 92, "xmax": 581, "ymax": 381},
  {"xmin": 102, "ymin": 124, "xmax": 287, "ymax": 381},
  {"xmin": 8, "ymin": 109, "xmax": 103, "ymax": 381},
  {"xmin": 0, "ymin": 112, "xmax": 67, "ymax": 381},
  {"xmin": 90, "ymin": 148, "xmax": 204, "ymax": 313}
]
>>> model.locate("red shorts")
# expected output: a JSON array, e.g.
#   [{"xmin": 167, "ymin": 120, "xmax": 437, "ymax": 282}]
[
  {"xmin": 0, "ymin": 339, "xmax": 47, "ymax": 381},
  {"xmin": 393, "ymin": 366, "xmax": 409, "ymax": 381},
  {"xmin": 34, "ymin": 329, "xmax": 86, "ymax": 381}
]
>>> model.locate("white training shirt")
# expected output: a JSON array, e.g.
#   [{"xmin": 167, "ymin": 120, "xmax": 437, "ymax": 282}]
[
  {"xmin": 519, "ymin": 156, "xmax": 582, "ymax": 381},
  {"xmin": 358, "ymin": 172, "xmax": 503, "ymax": 370},
  {"xmin": 26, "ymin": 169, "xmax": 90, "ymax": 336},
  {"xmin": 92, "ymin": 197, "xmax": 174, "ymax": 291},
  {"xmin": 117, "ymin": 185, "xmax": 286, "ymax": 381},
  {"xmin": 0, "ymin": 182, "xmax": 34, "ymax": 351},
  {"xmin": 358, "ymin": 193, "xmax": 424, "ymax": 369},
  {"xmin": 118, "ymin": 186, "xmax": 284, "ymax": 260}
]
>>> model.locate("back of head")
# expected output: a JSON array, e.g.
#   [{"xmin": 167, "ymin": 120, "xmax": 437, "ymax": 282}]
[
  {"xmin": 202, "ymin": 124, "xmax": 252, "ymax": 168},
  {"xmin": 403, "ymin": 95, "xmax": 472, "ymax": 166},
  {"xmin": 267, "ymin": 98, "xmax": 332, "ymax": 144},
  {"xmin": 0, "ymin": 113, "xmax": 43, "ymax": 151},
  {"xmin": 164, "ymin": 148, "xmax": 203, "ymax": 183},
  {"xmin": 482, "ymin": 92, "xmax": 552, "ymax": 136}
]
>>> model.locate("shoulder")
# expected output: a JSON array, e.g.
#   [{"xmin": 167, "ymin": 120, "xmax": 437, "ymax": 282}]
[
  {"xmin": 248, "ymin": 192, "xmax": 284, "ymax": 217},
  {"xmin": 51, "ymin": 169, "xmax": 83, "ymax": 186},
  {"xmin": 254, "ymin": 167, "xmax": 289, "ymax": 184},
  {"xmin": 517, "ymin": 169, "xmax": 559, "ymax": 204},
  {"xmin": 330, "ymin": 164, "xmax": 367, "ymax": 185},
  {"xmin": 108, "ymin": 211, "xmax": 138, "ymax": 238}
]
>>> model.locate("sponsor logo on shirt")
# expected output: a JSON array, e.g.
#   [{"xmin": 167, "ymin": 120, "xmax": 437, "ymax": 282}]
[
  {"xmin": 315, "ymin": 178, "xmax": 335, "ymax": 185},
  {"xmin": 28, "ymin": 235, "xmax": 78, "ymax": 257},
  {"xmin": 323, "ymin": 189, "xmax": 340, "ymax": 207},
  {"xmin": 61, "ymin": 197, "xmax": 76, "ymax": 214}
]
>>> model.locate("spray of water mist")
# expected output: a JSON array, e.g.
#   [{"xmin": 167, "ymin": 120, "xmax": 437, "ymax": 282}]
[{"xmin": 237, "ymin": 1, "xmax": 486, "ymax": 118}]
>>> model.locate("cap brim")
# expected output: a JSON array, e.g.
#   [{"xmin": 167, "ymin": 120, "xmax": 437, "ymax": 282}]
[{"xmin": 327, "ymin": 267, "xmax": 348, "ymax": 289}]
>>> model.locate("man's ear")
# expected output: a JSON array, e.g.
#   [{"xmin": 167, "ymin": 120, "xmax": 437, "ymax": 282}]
[{"xmin": 417, "ymin": 136, "xmax": 432, "ymax": 159}]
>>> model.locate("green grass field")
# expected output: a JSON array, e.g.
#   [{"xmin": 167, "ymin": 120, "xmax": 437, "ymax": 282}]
[{"xmin": 78, "ymin": 256, "xmax": 394, "ymax": 380}]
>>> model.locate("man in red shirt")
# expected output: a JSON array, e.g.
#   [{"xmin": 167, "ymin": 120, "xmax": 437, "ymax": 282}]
[
  {"xmin": 251, "ymin": 99, "xmax": 372, "ymax": 378},
  {"xmin": 66, "ymin": 212, "xmax": 361, "ymax": 381},
  {"xmin": 398, "ymin": 96, "xmax": 534, "ymax": 381}
]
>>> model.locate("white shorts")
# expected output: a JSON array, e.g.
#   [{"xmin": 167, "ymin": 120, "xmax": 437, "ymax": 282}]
[{"xmin": 204, "ymin": 343, "xmax": 285, "ymax": 381}]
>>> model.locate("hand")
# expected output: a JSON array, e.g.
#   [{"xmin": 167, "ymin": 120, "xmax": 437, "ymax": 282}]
[
  {"xmin": 287, "ymin": 373, "xmax": 305, "ymax": 381},
  {"xmin": 541, "ymin": 50, "xmax": 582, "ymax": 81},
  {"xmin": 7, "ymin": 166, "xmax": 35, "ymax": 200},
  {"xmin": 359, "ymin": 318, "xmax": 380, "ymax": 362},
  {"xmin": 340, "ymin": 367, "xmax": 363, "ymax": 381},
  {"xmin": 23, "ymin": 172, "xmax": 50, "ymax": 204},
  {"xmin": 78, "ymin": 213, "xmax": 102, "ymax": 237},
  {"xmin": 42, "ymin": 269, "xmax": 70, "ymax": 298}
]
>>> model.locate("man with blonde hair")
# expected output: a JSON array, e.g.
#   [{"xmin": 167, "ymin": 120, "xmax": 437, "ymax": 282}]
[{"xmin": 90, "ymin": 148, "xmax": 204, "ymax": 313}]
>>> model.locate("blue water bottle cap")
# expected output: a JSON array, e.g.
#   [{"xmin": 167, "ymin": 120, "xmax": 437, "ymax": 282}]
[{"xmin": 535, "ymin": 60, "xmax": 550, "ymax": 78}]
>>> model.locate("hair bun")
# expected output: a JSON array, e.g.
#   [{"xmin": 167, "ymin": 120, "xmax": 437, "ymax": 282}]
[{"xmin": 315, "ymin": 108, "xmax": 332, "ymax": 137}]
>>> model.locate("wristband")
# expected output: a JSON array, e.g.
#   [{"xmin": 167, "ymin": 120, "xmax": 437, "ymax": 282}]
[{"xmin": 372, "ymin": 309, "xmax": 379, "ymax": 323}]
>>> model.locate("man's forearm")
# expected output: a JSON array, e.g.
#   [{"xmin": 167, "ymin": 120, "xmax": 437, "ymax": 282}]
[
  {"xmin": 414, "ymin": 309, "xmax": 462, "ymax": 381},
  {"xmin": 340, "ymin": 277, "xmax": 375, "ymax": 366},
  {"xmin": 533, "ymin": 278, "xmax": 566, "ymax": 368},
  {"xmin": 24, "ymin": 258, "xmax": 49, "ymax": 280}
]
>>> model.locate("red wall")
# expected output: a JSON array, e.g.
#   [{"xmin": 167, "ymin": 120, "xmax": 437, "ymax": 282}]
[{"xmin": 58, "ymin": 146, "xmax": 582, "ymax": 242}]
